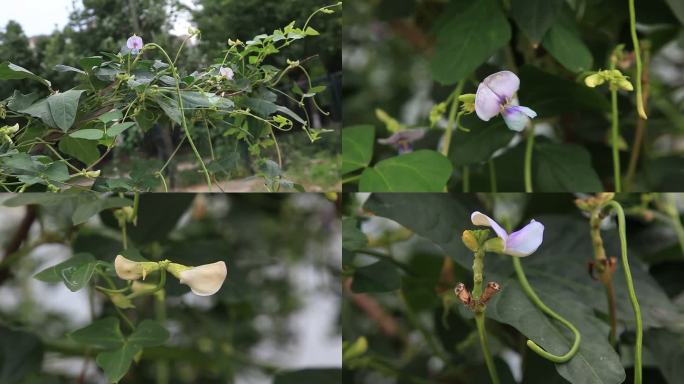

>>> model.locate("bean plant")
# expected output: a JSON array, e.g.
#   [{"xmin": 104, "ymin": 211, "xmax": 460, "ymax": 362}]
[{"xmin": 0, "ymin": 3, "xmax": 341, "ymax": 192}]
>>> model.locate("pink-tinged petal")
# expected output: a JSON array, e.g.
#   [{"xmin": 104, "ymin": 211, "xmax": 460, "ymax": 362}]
[
  {"xmin": 475, "ymin": 82, "xmax": 502, "ymax": 121},
  {"xmin": 482, "ymin": 70, "xmax": 520, "ymax": 100},
  {"xmin": 504, "ymin": 220, "xmax": 544, "ymax": 257},
  {"xmin": 470, "ymin": 211, "xmax": 508, "ymax": 242},
  {"xmin": 501, "ymin": 106, "xmax": 532, "ymax": 132}
]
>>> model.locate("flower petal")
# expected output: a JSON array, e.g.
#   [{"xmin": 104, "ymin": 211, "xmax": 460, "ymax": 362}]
[
  {"xmin": 470, "ymin": 211, "xmax": 508, "ymax": 242},
  {"xmin": 178, "ymin": 261, "xmax": 227, "ymax": 296},
  {"xmin": 502, "ymin": 105, "xmax": 536, "ymax": 132},
  {"xmin": 482, "ymin": 70, "xmax": 520, "ymax": 100},
  {"xmin": 377, "ymin": 129, "xmax": 426, "ymax": 145},
  {"xmin": 475, "ymin": 82, "xmax": 502, "ymax": 121},
  {"xmin": 114, "ymin": 255, "xmax": 143, "ymax": 280},
  {"xmin": 504, "ymin": 220, "xmax": 544, "ymax": 257}
]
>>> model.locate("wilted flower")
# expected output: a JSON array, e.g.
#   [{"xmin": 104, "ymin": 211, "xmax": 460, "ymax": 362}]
[
  {"xmin": 219, "ymin": 66, "xmax": 234, "ymax": 80},
  {"xmin": 168, "ymin": 261, "xmax": 227, "ymax": 296},
  {"xmin": 471, "ymin": 211, "xmax": 544, "ymax": 257},
  {"xmin": 475, "ymin": 71, "xmax": 537, "ymax": 132},
  {"xmin": 377, "ymin": 129, "xmax": 426, "ymax": 154},
  {"xmin": 126, "ymin": 34, "xmax": 143, "ymax": 55}
]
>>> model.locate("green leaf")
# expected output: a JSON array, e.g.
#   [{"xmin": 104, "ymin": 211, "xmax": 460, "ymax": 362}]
[
  {"xmin": 71, "ymin": 317, "xmax": 125, "ymax": 349},
  {"xmin": 69, "ymin": 129, "xmax": 104, "ymax": 140},
  {"xmin": 152, "ymin": 93, "xmax": 183, "ymax": 125},
  {"xmin": 449, "ymin": 118, "xmax": 515, "ymax": 166},
  {"xmin": 7, "ymin": 91, "xmax": 39, "ymax": 111},
  {"xmin": 664, "ymin": 0, "xmax": 684, "ymax": 25},
  {"xmin": 61, "ymin": 261, "xmax": 97, "ymax": 291},
  {"xmin": 19, "ymin": 98, "xmax": 58, "ymax": 128},
  {"xmin": 97, "ymin": 109, "xmax": 123, "ymax": 123},
  {"xmin": 95, "ymin": 342, "xmax": 142, "ymax": 383},
  {"xmin": 42, "ymin": 162, "xmax": 70, "ymax": 182},
  {"xmin": 518, "ymin": 65, "xmax": 610, "ymax": 116},
  {"xmin": 0, "ymin": 326, "xmax": 44, "ymax": 384},
  {"xmin": 430, "ymin": 0, "xmax": 511, "ymax": 84},
  {"xmin": 541, "ymin": 13, "xmax": 593, "ymax": 72},
  {"xmin": 54, "ymin": 64, "xmax": 86, "ymax": 75},
  {"xmin": 0, "ymin": 62, "xmax": 52, "ymax": 89},
  {"xmin": 4, "ymin": 193, "xmax": 71, "ymax": 208},
  {"xmin": 106, "ymin": 122, "xmax": 136, "ymax": 137},
  {"xmin": 47, "ymin": 90, "xmax": 86, "ymax": 132},
  {"xmin": 72, "ymin": 197, "xmax": 133, "ymax": 225},
  {"xmin": 58, "ymin": 136, "xmax": 101, "ymax": 165},
  {"xmin": 34, "ymin": 253, "xmax": 96, "ymax": 283},
  {"xmin": 534, "ymin": 142, "xmax": 602, "ymax": 192},
  {"xmin": 341, "ymin": 125, "xmax": 375, "ymax": 174},
  {"xmin": 487, "ymin": 279, "xmax": 626, "ymax": 384},
  {"xmin": 351, "ymin": 260, "xmax": 401, "ymax": 293},
  {"xmin": 364, "ymin": 193, "xmax": 472, "ymax": 268},
  {"xmin": 127, "ymin": 320, "xmax": 170, "ymax": 347},
  {"xmin": 240, "ymin": 96, "xmax": 278, "ymax": 117},
  {"xmin": 273, "ymin": 369, "xmax": 341, "ymax": 384},
  {"xmin": 510, "ymin": 0, "xmax": 563, "ymax": 44},
  {"xmin": 342, "ymin": 218, "xmax": 367, "ymax": 251},
  {"xmin": 359, "ymin": 150, "xmax": 452, "ymax": 192}
]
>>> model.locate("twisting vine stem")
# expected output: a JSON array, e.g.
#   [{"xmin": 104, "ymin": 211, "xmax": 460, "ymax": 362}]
[
  {"xmin": 512, "ymin": 257, "xmax": 581, "ymax": 362},
  {"xmin": 609, "ymin": 56, "xmax": 622, "ymax": 192},
  {"xmin": 603, "ymin": 200, "xmax": 642, "ymax": 384},
  {"xmin": 628, "ymin": 0, "xmax": 647, "ymax": 120},
  {"xmin": 471, "ymin": 248, "xmax": 500, "ymax": 384},
  {"xmin": 145, "ymin": 42, "xmax": 213, "ymax": 191},
  {"xmin": 524, "ymin": 123, "xmax": 535, "ymax": 192},
  {"xmin": 441, "ymin": 79, "xmax": 465, "ymax": 158}
]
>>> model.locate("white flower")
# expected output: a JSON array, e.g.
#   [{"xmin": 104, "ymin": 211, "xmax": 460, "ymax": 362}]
[
  {"xmin": 219, "ymin": 67, "xmax": 234, "ymax": 80},
  {"xmin": 178, "ymin": 261, "xmax": 227, "ymax": 296},
  {"xmin": 114, "ymin": 255, "xmax": 144, "ymax": 280}
]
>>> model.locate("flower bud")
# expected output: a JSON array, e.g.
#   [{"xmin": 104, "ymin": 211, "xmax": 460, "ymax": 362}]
[
  {"xmin": 584, "ymin": 73, "xmax": 604, "ymax": 88},
  {"xmin": 458, "ymin": 93, "xmax": 476, "ymax": 114},
  {"xmin": 462, "ymin": 230, "xmax": 479, "ymax": 252},
  {"xmin": 170, "ymin": 261, "xmax": 227, "ymax": 296}
]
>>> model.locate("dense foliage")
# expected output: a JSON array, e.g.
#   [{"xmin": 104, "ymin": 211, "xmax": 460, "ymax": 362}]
[
  {"xmin": 342, "ymin": 192, "xmax": 684, "ymax": 384},
  {"xmin": 0, "ymin": 1, "xmax": 342, "ymax": 192},
  {"xmin": 0, "ymin": 193, "xmax": 341, "ymax": 383},
  {"xmin": 342, "ymin": 0, "xmax": 684, "ymax": 192}
]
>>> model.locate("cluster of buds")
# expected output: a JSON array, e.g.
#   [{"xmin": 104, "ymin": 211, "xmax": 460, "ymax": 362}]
[
  {"xmin": 115, "ymin": 255, "xmax": 227, "ymax": 296},
  {"xmin": 584, "ymin": 70, "xmax": 633, "ymax": 92},
  {"xmin": 0, "ymin": 124, "xmax": 19, "ymax": 145},
  {"xmin": 574, "ymin": 193, "xmax": 616, "ymax": 212}
]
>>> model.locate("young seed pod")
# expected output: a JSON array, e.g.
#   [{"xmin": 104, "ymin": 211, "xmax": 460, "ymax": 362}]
[
  {"xmin": 479, "ymin": 282, "xmax": 501, "ymax": 304},
  {"xmin": 454, "ymin": 282, "xmax": 472, "ymax": 306}
]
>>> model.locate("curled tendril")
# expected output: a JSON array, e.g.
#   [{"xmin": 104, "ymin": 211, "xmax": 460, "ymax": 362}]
[{"xmin": 513, "ymin": 257, "xmax": 581, "ymax": 363}]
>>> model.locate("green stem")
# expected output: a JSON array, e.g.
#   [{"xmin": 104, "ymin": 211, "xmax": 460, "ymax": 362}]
[
  {"xmin": 121, "ymin": 222, "xmax": 128, "ymax": 250},
  {"xmin": 628, "ymin": 0, "xmax": 647, "ymax": 120},
  {"xmin": 475, "ymin": 312, "xmax": 500, "ymax": 384},
  {"xmin": 604, "ymin": 201, "xmax": 642, "ymax": 384},
  {"xmin": 155, "ymin": 290, "xmax": 169, "ymax": 384},
  {"xmin": 441, "ymin": 80, "xmax": 465, "ymax": 157},
  {"xmin": 488, "ymin": 159, "xmax": 497, "ymax": 193},
  {"xmin": 524, "ymin": 124, "xmax": 535, "ymax": 192},
  {"xmin": 610, "ymin": 87, "xmax": 621, "ymax": 192},
  {"xmin": 512, "ymin": 258, "xmax": 581, "ymax": 363},
  {"xmin": 147, "ymin": 43, "xmax": 212, "ymax": 190}
]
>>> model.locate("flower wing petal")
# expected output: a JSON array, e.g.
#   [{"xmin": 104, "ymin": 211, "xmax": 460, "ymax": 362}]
[
  {"xmin": 475, "ymin": 82, "xmax": 502, "ymax": 121},
  {"xmin": 179, "ymin": 261, "xmax": 227, "ymax": 296},
  {"xmin": 505, "ymin": 220, "xmax": 544, "ymax": 257},
  {"xmin": 483, "ymin": 71, "xmax": 520, "ymax": 100},
  {"xmin": 470, "ymin": 211, "xmax": 508, "ymax": 241}
]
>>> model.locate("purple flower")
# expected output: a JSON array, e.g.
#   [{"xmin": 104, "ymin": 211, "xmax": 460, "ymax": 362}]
[
  {"xmin": 219, "ymin": 67, "xmax": 234, "ymax": 80},
  {"xmin": 471, "ymin": 211, "xmax": 544, "ymax": 257},
  {"xmin": 378, "ymin": 129, "xmax": 426, "ymax": 154},
  {"xmin": 127, "ymin": 34, "xmax": 143, "ymax": 55},
  {"xmin": 475, "ymin": 71, "xmax": 537, "ymax": 132}
]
